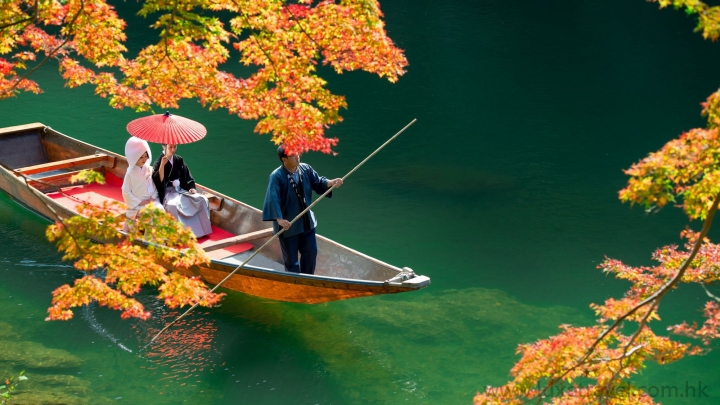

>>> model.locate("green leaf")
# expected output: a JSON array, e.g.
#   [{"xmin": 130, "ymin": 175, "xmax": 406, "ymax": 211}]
[
  {"xmin": 70, "ymin": 169, "xmax": 105, "ymax": 185},
  {"xmin": 17, "ymin": 376, "xmax": 27, "ymax": 381}
]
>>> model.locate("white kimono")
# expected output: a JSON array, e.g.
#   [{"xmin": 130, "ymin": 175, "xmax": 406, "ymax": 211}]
[{"xmin": 122, "ymin": 137, "xmax": 164, "ymax": 219}]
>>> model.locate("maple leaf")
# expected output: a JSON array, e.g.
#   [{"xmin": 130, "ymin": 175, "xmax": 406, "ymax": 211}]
[
  {"xmin": 0, "ymin": 0, "xmax": 407, "ymax": 154},
  {"xmin": 476, "ymin": 3, "xmax": 720, "ymax": 403},
  {"xmin": 43, "ymin": 172, "xmax": 216, "ymax": 321}
]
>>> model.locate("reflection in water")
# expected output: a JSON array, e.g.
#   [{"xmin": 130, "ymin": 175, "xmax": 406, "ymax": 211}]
[{"xmin": 134, "ymin": 300, "xmax": 221, "ymax": 383}]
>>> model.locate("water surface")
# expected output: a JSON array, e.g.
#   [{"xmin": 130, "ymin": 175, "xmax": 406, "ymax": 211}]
[{"xmin": 1, "ymin": 0, "xmax": 719, "ymax": 403}]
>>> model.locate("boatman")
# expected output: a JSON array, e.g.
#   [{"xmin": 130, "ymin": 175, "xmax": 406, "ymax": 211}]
[{"xmin": 262, "ymin": 146, "xmax": 343, "ymax": 274}]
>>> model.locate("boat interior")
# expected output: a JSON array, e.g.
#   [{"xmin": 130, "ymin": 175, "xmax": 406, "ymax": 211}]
[
  {"xmin": 0, "ymin": 124, "xmax": 290, "ymax": 268},
  {"xmin": 0, "ymin": 124, "xmax": 407, "ymax": 282}
]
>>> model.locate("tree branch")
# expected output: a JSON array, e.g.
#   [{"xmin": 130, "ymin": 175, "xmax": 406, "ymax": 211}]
[
  {"xmin": 593, "ymin": 343, "xmax": 646, "ymax": 363},
  {"xmin": 0, "ymin": 0, "xmax": 38, "ymax": 31},
  {"xmin": 531, "ymin": 191, "xmax": 720, "ymax": 404},
  {"xmin": 597, "ymin": 300, "xmax": 659, "ymax": 403},
  {"xmin": 0, "ymin": 16, "xmax": 33, "ymax": 32},
  {"xmin": 285, "ymin": 4, "xmax": 321, "ymax": 49},
  {"xmin": 1, "ymin": 0, "xmax": 85, "ymax": 98}
]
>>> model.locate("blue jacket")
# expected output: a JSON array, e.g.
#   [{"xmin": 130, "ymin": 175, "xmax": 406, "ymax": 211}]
[{"xmin": 262, "ymin": 163, "xmax": 332, "ymax": 238}]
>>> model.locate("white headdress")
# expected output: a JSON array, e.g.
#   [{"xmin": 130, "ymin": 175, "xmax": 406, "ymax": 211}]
[{"xmin": 125, "ymin": 137, "xmax": 152, "ymax": 168}]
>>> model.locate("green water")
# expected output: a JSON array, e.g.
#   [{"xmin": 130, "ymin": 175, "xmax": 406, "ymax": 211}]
[{"xmin": 1, "ymin": 0, "xmax": 720, "ymax": 403}]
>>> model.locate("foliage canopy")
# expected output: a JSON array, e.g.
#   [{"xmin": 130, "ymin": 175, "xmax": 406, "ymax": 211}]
[{"xmin": 0, "ymin": 0, "xmax": 407, "ymax": 154}]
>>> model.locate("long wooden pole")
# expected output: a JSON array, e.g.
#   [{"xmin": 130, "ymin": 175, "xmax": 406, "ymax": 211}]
[{"xmin": 142, "ymin": 119, "xmax": 417, "ymax": 349}]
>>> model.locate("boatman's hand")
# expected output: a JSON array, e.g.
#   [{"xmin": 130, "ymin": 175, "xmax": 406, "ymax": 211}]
[
  {"xmin": 328, "ymin": 178, "xmax": 343, "ymax": 188},
  {"xmin": 189, "ymin": 188, "xmax": 197, "ymax": 194},
  {"xmin": 277, "ymin": 219, "xmax": 291, "ymax": 230}
]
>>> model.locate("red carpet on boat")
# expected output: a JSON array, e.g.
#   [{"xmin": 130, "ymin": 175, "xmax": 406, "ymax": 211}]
[
  {"xmin": 47, "ymin": 172, "xmax": 125, "ymax": 214},
  {"xmin": 47, "ymin": 172, "xmax": 251, "ymax": 259}
]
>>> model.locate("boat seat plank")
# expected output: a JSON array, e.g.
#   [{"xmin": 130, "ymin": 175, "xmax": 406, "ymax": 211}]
[
  {"xmin": 14, "ymin": 154, "xmax": 115, "ymax": 176},
  {"xmin": 28, "ymin": 169, "xmax": 92, "ymax": 183},
  {"xmin": 26, "ymin": 169, "xmax": 98, "ymax": 192},
  {"xmin": 202, "ymin": 228, "xmax": 274, "ymax": 252},
  {"xmin": 219, "ymin": 250, "xmax": 286, "ymax": 272}
]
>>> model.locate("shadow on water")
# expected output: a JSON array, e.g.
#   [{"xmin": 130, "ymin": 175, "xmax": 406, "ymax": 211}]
[{"xmin": 210, "ymin": 287, "xmax": 590, "ymax": 404}]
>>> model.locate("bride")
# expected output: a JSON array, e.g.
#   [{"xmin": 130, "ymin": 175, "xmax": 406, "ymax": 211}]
[{"xmin": 121, "ymin": 137, "xmax": 164, "ymax": 229}]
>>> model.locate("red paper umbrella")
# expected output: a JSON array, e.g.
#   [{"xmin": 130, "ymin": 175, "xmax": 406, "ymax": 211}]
[{"xmin": 126, "ymin": 112, "xmax": 207, "ymax": 144}]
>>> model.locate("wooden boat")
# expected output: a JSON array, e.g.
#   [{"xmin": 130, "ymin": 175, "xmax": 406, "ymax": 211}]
[{"xmin": 0, "ymin": 123, "xmax": 430, "ymax": 303}]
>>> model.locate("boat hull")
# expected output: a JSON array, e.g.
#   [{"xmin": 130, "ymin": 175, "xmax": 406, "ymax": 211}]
[{"xmin": 0, "ymin": 123, "xmax": 430, "ymax": 304}]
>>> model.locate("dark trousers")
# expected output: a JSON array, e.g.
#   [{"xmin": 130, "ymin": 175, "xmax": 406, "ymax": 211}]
[{"xmin": 278, "ymin": 228, "xmax": 317, "ymax": 274}]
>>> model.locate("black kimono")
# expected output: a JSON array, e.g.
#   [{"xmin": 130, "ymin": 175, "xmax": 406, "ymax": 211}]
[
  {"xmin": 152, "ymin": 154, "xmax": 196, "ymax": 204},
  {"xmin": 151, "ymin": 154, "xmax": 212, "ymax": 238}
]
